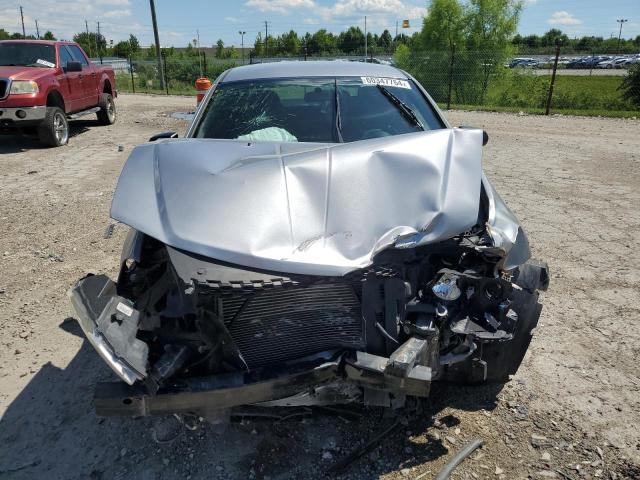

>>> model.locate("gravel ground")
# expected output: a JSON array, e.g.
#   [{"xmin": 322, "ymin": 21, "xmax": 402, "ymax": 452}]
[{"xmin": 0, "ymin": 94, "xmax": 639, "ymax": 480}]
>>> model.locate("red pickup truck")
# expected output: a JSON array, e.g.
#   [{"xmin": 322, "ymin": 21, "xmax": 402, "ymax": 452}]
[{"xmin": 0, "ymin": 40, "xmax": 117, "ymax": 147}]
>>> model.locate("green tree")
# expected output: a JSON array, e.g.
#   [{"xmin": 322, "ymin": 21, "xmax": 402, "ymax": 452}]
[
  {"xmin": 412, "ymin": 0, "xmax": 466, "ymax": 101},
  {"xmin": 619, "ymin": 64, "xmax": 640, "ymax": 108},
  {"xmin": 280, "ymin": 30, "xmax": 300, "ymax": 55},
  {"xmin": 42, "ymin": 31, "xmax": 56, "ymax": 40},
  {"xmin": 308, "ymin": 29, "xmax": 336, "ymax": 55},
  {"xmin": 419, "ymin": 0, "xmax": 465, "ymax": 51},
  {"xmin": 0, "ymin": 29, "xmax": 9, "ymax": 40},
  {"xmin": 113, "ymin": 40, "xmax": 131, "ymax": 57},
  {"xmin": 338, "ymin": 26, "xmax": 365, "ymax": 54},
  {"xmin": 253, "ymin": 32, "xmax": 263, "ymax": 57},
  {"xmin": 379, "ymin": 29, "xmax": 393, "ymax": 53},
  {"xmin": 128, "ymin": 34, "xmax": 140, "ymax": 54},
  {"xmin": 73, "ymin": 32, "xmax": 106, "ymax": 58},
  {"xmin": 464, "ymin": 0, "xmax": 521, "ymax": 101},
  {"xmin": 215, "ymin": 39, "xmax": 225, "ymax": 59},
  {"xmin": 541, "ymin": 29, "xmax": 568, "ymax": 47}
]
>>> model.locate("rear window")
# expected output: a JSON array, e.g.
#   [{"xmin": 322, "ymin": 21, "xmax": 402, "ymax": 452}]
[
  {"xmin": 193, "ymin": 76, "xmax": 443, "ymax": 143},
  {"xmin": 0, "ymin": 43, "xmax": 56, "ymax": 68}
]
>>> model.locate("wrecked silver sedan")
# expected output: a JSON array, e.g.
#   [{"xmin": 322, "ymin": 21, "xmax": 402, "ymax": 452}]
[{"xmin": 70, "ymin": 62, "xmax": 548, "ymax": 417}]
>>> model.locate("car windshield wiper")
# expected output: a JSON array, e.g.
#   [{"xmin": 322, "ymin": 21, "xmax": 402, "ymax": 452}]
[
  {"xmin": 334, "ymin": 79, "xmax": 344, "ymax": 143},
  {"xmin": 376, "ymin": 84, "xmax": 424, "ymax": 131}
]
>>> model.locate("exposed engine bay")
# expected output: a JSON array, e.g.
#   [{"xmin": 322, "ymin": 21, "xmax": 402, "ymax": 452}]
[{"xmin": 70, "ymin": 130, "xmax": 549, "ymax": 416}]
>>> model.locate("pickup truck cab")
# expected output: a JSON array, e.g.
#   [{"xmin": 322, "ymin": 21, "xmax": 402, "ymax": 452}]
[{"xmin": 0, "ymin": 40, "xmax": 117, "ymax": 147}]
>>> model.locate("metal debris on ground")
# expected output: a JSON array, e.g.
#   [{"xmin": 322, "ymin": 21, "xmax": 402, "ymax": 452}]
[
  {"xmin": 434, "ymin": 438, "xmax": 484, "ymax": 480},
  {"xmin": 327, "ymin": 416, "xmax": 402, "ymax": 474}
]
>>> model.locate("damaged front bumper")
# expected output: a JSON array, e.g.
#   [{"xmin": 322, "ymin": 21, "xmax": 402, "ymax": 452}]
[
  {"xmin": 71, "ymin": 274, "xmax": 443, "ymax": 416},
  {"xmin": 69, "ymin": 274, "xmax": 148, "ymax": 385}
]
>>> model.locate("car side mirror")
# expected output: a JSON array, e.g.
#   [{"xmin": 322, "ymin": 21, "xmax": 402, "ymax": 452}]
[
  {"xmin": 458, "ymin": 125, "xmax": 489, "ymax": 146},
  {"xmin": 149, "ymin": 131, "xmax": 178, "ymax": 142},
  {"xmin": 65, "ymin": 61, "xmax": 82, "ymax": 73}
]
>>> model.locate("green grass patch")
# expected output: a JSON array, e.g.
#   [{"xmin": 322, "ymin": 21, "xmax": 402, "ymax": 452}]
[
  {"xmin": 484, "ymin": 73, "xmax": 637, "ymax": 114},
  {"xmin": 438, "ymin": 103, "xmax": 639, "ymax": 118}
]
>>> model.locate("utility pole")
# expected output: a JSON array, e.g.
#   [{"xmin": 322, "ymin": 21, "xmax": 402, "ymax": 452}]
[
  {"xmin": 616, "ymin": 19, "xmax": 628, "ymax": 54},
  {"xmin": 20, "ymin": 6, "xmax": 26, "ymax": 38},
  {"xmin": 545, "ymin": 41, "xmax": 561, "ymax": 115},
  {"xmin": 239, "ymin": 31, "xmax": 246, "ymax": 64},
  {"xmin": 149, "ymin": 0, "xmax": 165, "ymax": 90},
  {"xmin": 97, "ymin": 21, "xmax": 103, "ymax": 64},
  {"xmin": 364, "ymin": 16, "xmax": 367, "ymax": 60},
  {"xmin": 264, "ymin": 21, "xmax": 268, "ymax": 57},
  {"xmin": 35, "ymin": 19, "xmax": 39, "ymax": 39},
  {"xmin": 395, "ymin": 20, "xmax": 398, "ymax": 40},
  {"xmin": 196, "ymin": 30, "xmax": 202, "ymax": 77},
  {"xmin": 85, "ymin": 20, "xmax": 92, "ymax": 57}
]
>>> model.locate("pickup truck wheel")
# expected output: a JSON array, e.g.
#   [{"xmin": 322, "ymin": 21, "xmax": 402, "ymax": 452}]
[
  {"xmin": 97, "ymin": 93, "xmax": 116, "ymax": 125},
  {"xmin": 38, "ymin": 107, "xmax": 69, "ymax": 147}
]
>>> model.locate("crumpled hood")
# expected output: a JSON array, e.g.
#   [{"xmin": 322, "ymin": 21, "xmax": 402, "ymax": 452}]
[{"xmin": 111, "ymin": 129, "xmax": 485, "ymax": 276}]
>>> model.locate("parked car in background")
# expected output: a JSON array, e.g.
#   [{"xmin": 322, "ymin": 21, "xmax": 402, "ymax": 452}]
[
  {"xmin": 0, "ymin": 40, "xmax": 117, "ymax": 147},
  {"xmin": 70, "ymin": 61, "xmax": 548, "ymax": 418},
  {"xmin": 597, "ymin": 57, "xmax": 627, "ymax": 69},
  {"xmin": 508, "ymin": 58, "xmax": 539, "ymax": 68}
]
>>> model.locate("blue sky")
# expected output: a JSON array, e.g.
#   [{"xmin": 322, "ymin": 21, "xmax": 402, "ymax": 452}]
[{"xmin": 1, "ymin": 0, "xmax": 638, "ymax": 47}]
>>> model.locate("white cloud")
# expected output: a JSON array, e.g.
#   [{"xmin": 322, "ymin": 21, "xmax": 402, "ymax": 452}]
[
  {"xmin": 547, "ymin": 11, "xmax": 582, "ymax": 26},
  {"xmin": 245, "ymin": 0, "xmax": 316, "ymax": 14},
  {"xmin": 225, "ymin": 16, "xmax": 240, "ymax": 23},
  {"xmin": 103, "ymin": 9, "xmax": 132, "ymax": 18},
  {"xmin": 95, "ymin": 0, "xmax": 130, "ymax": 5},
  {"xmin": 244, "ymin": 0, "xmax": 426, "ymax": 21},
  {"xmin": 523, "ymin": 0, "xmax": 538, "ymax": 5}
]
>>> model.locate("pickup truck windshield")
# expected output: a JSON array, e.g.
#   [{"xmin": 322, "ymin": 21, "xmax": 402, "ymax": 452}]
[
  {"xmin": 0, "ymin": 43, "xmax": 56, "ymax": 68},
  {"xmin": 193, "ymin": 77, "xmax": 444, "ymax": 143}
]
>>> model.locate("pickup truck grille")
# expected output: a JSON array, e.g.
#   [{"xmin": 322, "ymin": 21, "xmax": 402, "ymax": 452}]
[{"xmin": 0, "ymin": 79, "xmax": 9, "ymax": 100}]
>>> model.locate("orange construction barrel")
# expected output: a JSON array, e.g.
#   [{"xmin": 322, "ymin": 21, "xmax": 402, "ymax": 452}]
[{"xmin": 195, "ymin": 77, "xmax": 212, "ymax": 106}]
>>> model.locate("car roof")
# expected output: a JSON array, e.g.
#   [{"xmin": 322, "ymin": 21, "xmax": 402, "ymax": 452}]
[
  {"xmin": 0, "ymin": 39, "xmax": 58, "ymax": 46},
  {"xmin": 221, "ymin": 60, "xmax": 408, "ymax": 83}
]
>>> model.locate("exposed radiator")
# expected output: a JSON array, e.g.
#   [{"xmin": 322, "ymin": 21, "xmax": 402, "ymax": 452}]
[{"xmin": 223, "ymin": 282, "xmax": 364, "ymax": 369}]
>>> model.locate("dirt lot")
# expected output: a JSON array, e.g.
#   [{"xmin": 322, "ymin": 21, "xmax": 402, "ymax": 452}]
[{"xmin": 0, "ymin": 94, "xmax": 639, "ymax": 480}]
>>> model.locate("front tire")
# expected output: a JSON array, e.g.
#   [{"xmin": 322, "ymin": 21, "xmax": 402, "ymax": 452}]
[
  {"xmin": 97, "ymin": 93, "xmax": 116, "ymax": 125},
  {"xmin": 38, "ymin": 107, "xmax": 69, "ymax": 147}
]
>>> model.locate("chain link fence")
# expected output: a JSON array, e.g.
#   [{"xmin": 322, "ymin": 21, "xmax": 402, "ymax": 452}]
[
  {"xmin": 396, "ymin": 47, "xmax": 640, "ymax": 116},
  {"xmin": 106, "ymin": 49, "xmax": 639, "ymax": 116}
]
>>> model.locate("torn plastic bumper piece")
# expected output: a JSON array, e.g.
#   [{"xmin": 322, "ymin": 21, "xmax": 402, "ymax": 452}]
[
  {"xmin": 69, "ymin": 274, "xmax": 148, "ymax": 385},
  {"xmin": 345, "ymin": 350, "xmax": 434, "ymax": 398},
  {"xmin": 91, "ymin": 339, "xmax": 435, "ymax": 417}
]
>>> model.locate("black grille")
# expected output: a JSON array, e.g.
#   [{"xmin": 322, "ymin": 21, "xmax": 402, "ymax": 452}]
[
  {"xmin": 0, "ymin": 79, "xmax": 8, "ymax": 100},
  {"xmin": 223, "ymin": 282, "xmax": 364, "ymax": 369}
]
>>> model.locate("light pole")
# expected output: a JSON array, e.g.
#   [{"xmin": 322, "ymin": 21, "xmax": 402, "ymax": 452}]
[
  {"xmin": 616, "ymin": 19, "xmax": 628, "ymax": 54},
  {"xmin": 239, "ymin": 30, "xmax": 246, "ymax": 64}
]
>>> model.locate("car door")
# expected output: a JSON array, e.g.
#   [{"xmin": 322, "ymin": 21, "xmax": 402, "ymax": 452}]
[
  {"xmin": 57, "ymin": 45, "xmax": 83, "ymax": 112},
  {"xmin": 66, "ymin": 45, "xmax": 98, "ymax": 110}
]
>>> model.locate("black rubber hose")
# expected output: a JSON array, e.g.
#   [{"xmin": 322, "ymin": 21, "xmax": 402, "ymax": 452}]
[{"xmin": 435, "ymin": 438, "xmax": 484, "ymax": 480}]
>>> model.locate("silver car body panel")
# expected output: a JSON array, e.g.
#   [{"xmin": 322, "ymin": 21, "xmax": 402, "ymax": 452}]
[{"xmin": 109, "ymin": 128, "xmax": 520, "ymax": 276}]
